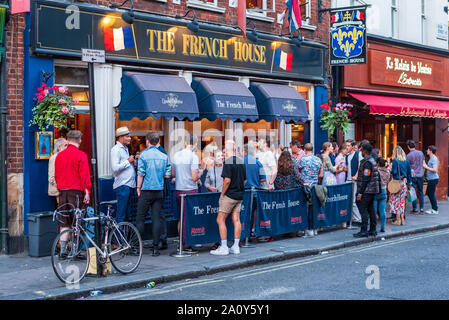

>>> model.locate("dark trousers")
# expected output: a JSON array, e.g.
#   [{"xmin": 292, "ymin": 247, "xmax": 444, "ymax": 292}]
[
  {"xmin": 356, "ymin": 193, "xmax": 376, "ymax": 233},
  {"xmin": 411, "ymin": 177, "xmax": 424, "ymax": 211},
  {"xmin": 114, "ymin": 185, "xmax": 133, "ymax": 223},
  {"xmin": 136, "ymin": 190, "xmax": 163, "ymax": 248},
  {"xmin": 426, "ymin": 179, "xmax": 439, "ymax": 211}
]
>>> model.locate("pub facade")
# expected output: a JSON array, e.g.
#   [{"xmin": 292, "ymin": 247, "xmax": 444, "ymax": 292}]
[{"xmin": 3, "ymin": 0, "xmax": 332, "ymax": 252}]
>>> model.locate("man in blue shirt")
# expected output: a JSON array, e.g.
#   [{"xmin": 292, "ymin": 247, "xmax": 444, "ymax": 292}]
[
  {"xmin": 136, "ymin": 133, "xmax": 171, "ymax": 257},
  {"xmin": 243, "ymin": 144, "xmax": 266, "ymax": 240}
]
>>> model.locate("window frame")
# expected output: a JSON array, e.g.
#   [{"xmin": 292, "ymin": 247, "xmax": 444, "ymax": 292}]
[{"xmin": 186, "ymin": 0, "xmax": 226, "ymax": 14}]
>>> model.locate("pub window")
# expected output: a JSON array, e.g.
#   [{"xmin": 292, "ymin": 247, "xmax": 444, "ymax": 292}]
[
  {"xmin": 246, "ymin": 0, "xmax": 274, "ymax": 20},
  {"xmin": 54, "ymin": 65, "xmax": 92, "ymax": 159},
  {"xmin": 187, "ymin": 0, "xmax": 226, "ymax": 14},
  {"xmin": 299, "ymin": 0, "xmax": 311, "ymax": 24}
]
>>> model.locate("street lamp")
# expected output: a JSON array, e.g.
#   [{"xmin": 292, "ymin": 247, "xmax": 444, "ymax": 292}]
[
  {"xmin": 110, "ymin": 0, "xmax": 135, "ymax": 24},
  {"xmin": 246, "ymin": 21, "xmax": 258, "ymax": 43}
]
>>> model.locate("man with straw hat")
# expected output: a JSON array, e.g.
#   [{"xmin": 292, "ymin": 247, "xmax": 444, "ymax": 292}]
[{"xmin": 111, "ymin": 126, "xmax": 136, "ymax": 223}]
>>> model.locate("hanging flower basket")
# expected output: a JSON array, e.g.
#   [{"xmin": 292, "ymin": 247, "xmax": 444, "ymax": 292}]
[
  {"xmin": 319, "ymin": 103, "xmax": 353, "ymax": 135},
  {"xmin": 29, "ymin": 84, "xmax": 79, "ymax": 131}
]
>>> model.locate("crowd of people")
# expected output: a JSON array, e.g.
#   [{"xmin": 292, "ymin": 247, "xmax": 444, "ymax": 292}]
[{"xmin": 47, "ymin": 127, "xmax": 441, "ymax": 258}]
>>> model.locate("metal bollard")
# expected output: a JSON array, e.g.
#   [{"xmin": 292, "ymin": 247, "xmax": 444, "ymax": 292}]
[{"xmin": 171, "ymin": 194, "xmax": 193, "ymax": 257}]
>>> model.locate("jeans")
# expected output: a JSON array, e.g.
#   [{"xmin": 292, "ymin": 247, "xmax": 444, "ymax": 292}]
[
  {"xmin": 411, "ymin": 177, "xmax": 424, "ymax": 211},
  {"xmin": 373, "ymin": 188, "xmax": 387, "ymax": 231},
  {"xmin": 426, "ymin": 179, "xmax": 439, "ymax": 211},
  {"xmin": 356, "ymin": 193, "xmax": 376, "ymax": 233},
  {"xmin": 136, "ymin": 190, "xmax": 164, "ymax": 248},
  {"xmin": 351, "ymin": 181, "xmax": 361, "ymax": 222},
  {"xmin": 114, "ymin": 185, "xmax": 133, "ymax": 224}
]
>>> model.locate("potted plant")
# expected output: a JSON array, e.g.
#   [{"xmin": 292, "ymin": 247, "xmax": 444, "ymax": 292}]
[
  {"xmin": 29, "ymin": 84, "xmax": 78, "ymax": 131},
  {"xmin": 319, "ymin": 102, "xmax": 353, "ymax": 136}
]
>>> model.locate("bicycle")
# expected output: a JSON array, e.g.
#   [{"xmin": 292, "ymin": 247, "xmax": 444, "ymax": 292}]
[{"xmin": 51, "ymin": 200, "xmax": 143, "ymax": 285}]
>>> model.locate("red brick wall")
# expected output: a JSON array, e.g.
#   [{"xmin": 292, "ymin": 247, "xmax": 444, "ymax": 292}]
[{"xmin": 5, "ymin": 13, "xmax": 25, "ymax": 174}]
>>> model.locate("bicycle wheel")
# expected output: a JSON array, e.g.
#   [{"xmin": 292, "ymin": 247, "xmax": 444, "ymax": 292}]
[
  {"xmin": 108, "ymin": 222, "xmax": 142, "ymax": 274},
  {"xmin": 51, "ymin": 229, "xmax": 90, "ymax": 284}
]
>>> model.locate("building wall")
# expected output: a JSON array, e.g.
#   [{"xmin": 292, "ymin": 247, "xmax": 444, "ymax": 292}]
[{"xmin": 333, "ymin": 0, "xmax": 448, "ymax": 49}]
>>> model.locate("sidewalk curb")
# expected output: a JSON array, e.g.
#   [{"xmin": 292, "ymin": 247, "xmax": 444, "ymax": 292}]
[{"xmin": 10, "ymin": 222, "xmax": 449, "ymax": 300}]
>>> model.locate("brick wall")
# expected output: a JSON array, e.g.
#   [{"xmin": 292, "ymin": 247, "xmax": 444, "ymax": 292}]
[{"xmin": 5, "ymin": 13, "xmax": 25, "ymax": 174}]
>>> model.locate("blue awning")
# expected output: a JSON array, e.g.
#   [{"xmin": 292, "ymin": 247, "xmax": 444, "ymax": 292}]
[
  {"xmin": 191, "ymin": 77, "xmax": 259, "ymax": 122},
  {"xmin": 118, "ymin": 72, "xmax": 199, "ymax": 121},
  {"xmin": 249, "ymin": 82, "xmax": 309, "ymax": 123}
]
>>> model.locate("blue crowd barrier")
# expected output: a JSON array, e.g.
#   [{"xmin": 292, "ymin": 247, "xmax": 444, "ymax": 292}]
[
  {"xmin": 180, "ymin": 183, "xmax": 354, "ymax": 246},
  {"xmin": 311, "ymin": 182, "xmax": 353, "ymax": 229}
]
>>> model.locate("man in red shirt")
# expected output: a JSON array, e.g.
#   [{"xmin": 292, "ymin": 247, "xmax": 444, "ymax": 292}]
[{"xmin": 55, "ymin": 130, "xmax": 91, "ymax": 258}]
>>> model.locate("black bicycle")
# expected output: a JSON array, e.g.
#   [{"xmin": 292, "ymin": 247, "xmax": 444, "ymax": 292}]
[{"xmin": 51, "ymin": 201, "xmax": 143, "ymax": 285}]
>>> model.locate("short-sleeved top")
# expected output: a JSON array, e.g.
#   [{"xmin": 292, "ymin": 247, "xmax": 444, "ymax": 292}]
[
  {"xmin": 172, "ymin": 148, "xmax": 200, "ymax": 191},
  {"xmin": 297, "ymin": 154, "xmax": 323, "ymax": 186},
  {"xmin": 406, "ymin": 149, "xmax": 425, "ymax": 178},
  {"xmin": 427, "ymin": 156, "xmax": 439, "ymax": 180},
  {"xmin": 244, "ymin": 155, "xmax": 266, "ymax": 189},
  {"xmin": 274, "ymin": 166, "xmax": 300, "ymax": 190},
  {"xmin": 257, "ymin": 150, "xmax": 277, "ymax": 189},
  {"xmin": 222, "ymin": 156, "xmax": 246, "ymax": 200}
]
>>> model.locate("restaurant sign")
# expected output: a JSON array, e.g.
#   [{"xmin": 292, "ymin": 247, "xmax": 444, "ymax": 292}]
[
  {"xmin": 369, "ymin": 50, "xmax": 443, "ymax": 92},
  {"xmin": 32, "ymin": 0, "xmax": 325, "ymax": 81}
]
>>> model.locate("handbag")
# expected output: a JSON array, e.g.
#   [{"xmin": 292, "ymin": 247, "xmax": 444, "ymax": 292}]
[
  {"xmin": 407, "ymin": 186, "xmax": 417, "ymax": 202},
  {"xmin": 387, "ymin": 160, "xmax": 402, "ymax": 194}
]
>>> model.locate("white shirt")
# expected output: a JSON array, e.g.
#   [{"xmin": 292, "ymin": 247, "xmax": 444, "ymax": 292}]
[
  {"xmin": 257, "ymin": 150, "xmax": 277, "ymax": 189},
  {"xmin": 111, "ymin": 142, "xmax": 136, "ymax": 189},
  {"xmin": 173, "ymin": 148, "xmax": 200, "ymax": 191}
]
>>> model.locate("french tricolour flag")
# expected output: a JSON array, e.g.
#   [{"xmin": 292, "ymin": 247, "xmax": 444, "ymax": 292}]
[
  {"xmin": 104, "ymin": 27, "xmax": 134, "ymax": 51},
  {"xmin": 274, "ymin": 49, "xmax": 293, "ymax": 71}
]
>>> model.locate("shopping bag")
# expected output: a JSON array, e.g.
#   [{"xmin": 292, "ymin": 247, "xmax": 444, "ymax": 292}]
[{"xmin": 407, "ymin": 186, "xmax": 417, "ymax": 202}]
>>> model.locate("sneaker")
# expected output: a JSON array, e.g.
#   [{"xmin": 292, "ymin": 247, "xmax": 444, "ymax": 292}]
[
  {"xmin": 229, "ymin": 246, "xmax": 240, "ymax": 254},
  {"xmin": 313, "ymin": 230, "xmax": 318, "ymax": 236},
  {"xmin": 425, "ymin": 209, "xmax": 438, "ymax": 215},
  {"xmin": 210, "ymin": 245, "xmax": 229, "ymax": 256},
  {"xmin": 304, "ymin": 230, "xmax": 314, "ymax": 237},
  {"xmin": 420, "ymin": 209, "xmax": 424, "ymax": 214},
  {"xmin": 411, "ymin": 209, "xmax": 419, "ymax": 214},
  {"xmin": 367, "ymin": 230, "xmax": 377, "ymax": 237},
  {"xmin": 353, "ymin": 232, "xmax": 368, "ymax": 238}
]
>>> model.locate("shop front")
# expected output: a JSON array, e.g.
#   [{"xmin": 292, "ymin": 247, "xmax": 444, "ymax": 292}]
[
  {"xmin": 340, "ymin": 36, "xmax": 449, "ymax": 200},
  {"xmin": 24, "ymin": 0, "xmax": 329, "ymax": 235}
]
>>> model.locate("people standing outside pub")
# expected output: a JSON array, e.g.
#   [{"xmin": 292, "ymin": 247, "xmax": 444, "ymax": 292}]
[
  {"xmin": 389, "ymin": 146, "xmax": 412, "ymax": 226},
  {"xmin": 290, "ymin": 140, "xmax": 305, "ymax": 162},
  {"xmin": 111, "ymin": 127, "xmax": 136, "ymax": 224},
  {"xmin": 353, "ymin": 141, "xmax": 381, "ymax": 238},
  {"xmin": 335, "ymin": 142, "xmax": 348, "ymax": 185},
  {"xmin": 345, "ymin": 140, "xmax": 362, "ymax": 224},
  {"xmin": 257, "ymin": 138, "xmax": 277, "ymax": 191},
  {"xmin": 374, "ymin": 157, "xmax": 390, "ymax": 233},
  {"xmin": 136, "ymin": 133, "xmax": 171, "ymax": 257},
  {"xmin": 321, "ymin": 142, "xmax": 343, "ymax": 186},
  {"xmin": 172, "ymin": 135, "xmax": 203, "ymax": 252},
  {"xmin": 243, "ymin": 144, "xmax": 266, "ymax": 241},
  {"xmin": 55, "ymin": 130, "xmax": 91, "ymax": 259},
  {"xmin": 423, "ymin": 145, "xmax": 439, "ymax": 215},
  {"xmin": 297, "ymin": 143, "xmax": 323, "ymax": 237},
  {"xmin": 406, "ymin": 140, "xmax": 425, "ymax": 214},
  {"xmin": 211, "ymin": 140, "xmax": 246, "ymax": 256},
  {"xmin": 205, "ymin": 150, "xmax": 224, "ymax": 193},
  {"xmin": 329, "ymin": 142, "xmax": 338, "ymax": 166},
  {"xmin": 48, "ymin": 137, "xmax": 68, "ymax": 207},
  {"xmin": 274, "ymin": 151, "xmax": 300, "ymax": 190}
]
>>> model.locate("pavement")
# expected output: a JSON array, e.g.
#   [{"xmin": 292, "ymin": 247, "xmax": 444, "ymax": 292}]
[{"xmin": 1, "ymin": 198, "xmax": 449, "ymax": 300}]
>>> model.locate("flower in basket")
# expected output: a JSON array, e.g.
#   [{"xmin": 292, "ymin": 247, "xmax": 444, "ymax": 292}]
[
  {"xmin": 29, "ymin": 84, "xmax": 76, "ymax": 131},
  {"xmin": 319, "ymin": 102, "xmax": 354, "ymax": 135}
]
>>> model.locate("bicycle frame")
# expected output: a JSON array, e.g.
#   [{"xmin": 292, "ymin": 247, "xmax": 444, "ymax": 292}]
[{"xmin": 65, "ymin": 207, "xmax": 133, "ymax": 260}]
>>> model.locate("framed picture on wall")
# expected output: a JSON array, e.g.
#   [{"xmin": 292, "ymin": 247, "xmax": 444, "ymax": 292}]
[{"xmin": 35, "ymin": 131, "xmax": 53, "ymax": 160}]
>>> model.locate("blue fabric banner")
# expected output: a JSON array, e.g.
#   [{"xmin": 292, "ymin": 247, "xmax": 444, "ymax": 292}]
[
  {"xmin": 255, "ymin": 189, "xmax": 309, "ymax": 236},
  {"xmin": 184, "ymin": 192, "xmax": 252, "ymax": 246},
  {"xmin": 311, "ymin": 182, "xmax": 353, "ymax": 229}
]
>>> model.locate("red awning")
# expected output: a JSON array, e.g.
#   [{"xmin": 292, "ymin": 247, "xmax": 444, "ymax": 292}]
[{"xmin": 349, "ymin": 93, "xmax": 449, "ymax": 119}]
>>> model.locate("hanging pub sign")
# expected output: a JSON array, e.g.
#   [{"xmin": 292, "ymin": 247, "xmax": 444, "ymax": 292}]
[{"xmin": 329, "ymin": 7, "xmax": 367, "ymax": 66}]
